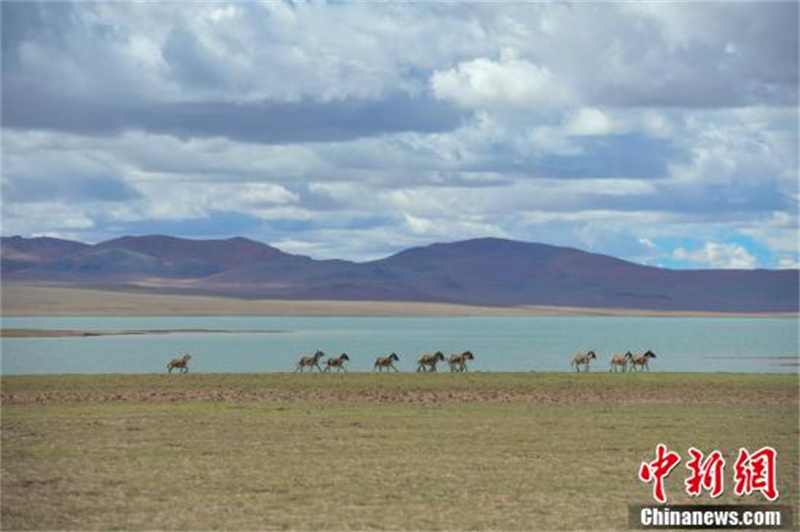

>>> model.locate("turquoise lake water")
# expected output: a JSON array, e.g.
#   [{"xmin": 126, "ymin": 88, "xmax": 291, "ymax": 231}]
[{"xmin": 0, "ymin": 315, "xmax": 797, "ymax": 375}]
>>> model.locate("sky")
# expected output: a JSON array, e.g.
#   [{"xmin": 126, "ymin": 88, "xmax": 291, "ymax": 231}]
[{"xmin": 1, "ymin": 1, "xmax": 798, "ymax": 268}]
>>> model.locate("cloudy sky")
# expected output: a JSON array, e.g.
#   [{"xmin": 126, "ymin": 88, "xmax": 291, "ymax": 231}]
[{"xmin": 2, "ymin": 1, "xmax": 798, "ymax": 268}]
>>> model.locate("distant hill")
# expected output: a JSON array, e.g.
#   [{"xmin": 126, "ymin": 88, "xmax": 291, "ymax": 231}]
[
  {"xmin": 2, "ymin": 234, "xmax": 797, "ymax": 312},
  {"xmin": 0, "ymin": 236, "xmax": 89, "ymax": 272}
]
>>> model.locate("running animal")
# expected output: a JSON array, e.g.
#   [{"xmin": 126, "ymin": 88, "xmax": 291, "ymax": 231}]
[
  {"xmin": 167, "ymin": 353, "xmax": 192, "ymax": 374},
  {"xmin": 609, "ymin": 351, "xmax": 633, "ymax": 373},
  {"xmin": 324, "ymin": 353, "xmax": 350, "ymax": 372},
  {"xmin": 571, "ymin": 351, "xmax": 597, "ymax": 373},
  {"xmin": 631, "ymin": 350, "xmax": 657, "ymax": 372},
  {"xmin": 417, "ymin": 351, "xmax": 446, "ymax": 372},
  {"xmin": 448, "ymin": 351, "xmax": 475, "ymax": 372},
  {"xmin": 374, "ymin": 353, "xmax": 400, "ymax": 372},
  {"xmin": 295, "ymin": 350, "xmax": 325, "ymax": 372}
]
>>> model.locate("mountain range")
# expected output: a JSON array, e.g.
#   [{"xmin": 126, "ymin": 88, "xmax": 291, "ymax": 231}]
[{"xmin": 2, "ymin": 235, "xmax": 797, "ymax": 312}]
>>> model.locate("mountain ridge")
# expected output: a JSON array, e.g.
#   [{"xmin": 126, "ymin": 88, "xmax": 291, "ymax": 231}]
[{"xmin": 2, "ymin": 234, "xmax": 797, "ymax": 312}]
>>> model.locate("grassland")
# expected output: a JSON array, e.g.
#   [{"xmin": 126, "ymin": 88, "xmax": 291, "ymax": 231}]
[{"xmin": 2, "ymin": 373, "xmax": 798, "ymax": 531}]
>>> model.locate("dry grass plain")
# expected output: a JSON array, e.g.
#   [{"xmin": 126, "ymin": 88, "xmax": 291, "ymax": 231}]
[{"xmin": 1, "ymin": 373, "xmax": 798, "ymax": 531}]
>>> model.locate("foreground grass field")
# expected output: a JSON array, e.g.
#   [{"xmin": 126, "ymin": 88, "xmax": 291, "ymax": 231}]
[{"xmin": 2, "ymin": 373, "xmax": 798, "ymax": 530}]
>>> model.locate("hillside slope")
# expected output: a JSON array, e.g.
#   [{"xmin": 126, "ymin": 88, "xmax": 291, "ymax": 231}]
[{"xmin": 2, "ymin": 235, "xmax": 797, "ymax": 311}]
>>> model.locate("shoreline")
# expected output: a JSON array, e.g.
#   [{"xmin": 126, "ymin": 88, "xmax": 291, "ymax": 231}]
[
  {"xmin": 1, "ymin": 283, "xmax": 797, "ymax": 318},
  {"xmin": 0, "ymin": 328, "xmax": 286, "ymax": 338}
]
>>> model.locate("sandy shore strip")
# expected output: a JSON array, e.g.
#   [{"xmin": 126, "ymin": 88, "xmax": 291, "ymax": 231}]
[
  {"xmin": 2, "ymin": 283, "xmax": 797, "ymax": 318},
  {"xmin": 0, "ymin": 328, "xmax": 286, "ymax": 338}
]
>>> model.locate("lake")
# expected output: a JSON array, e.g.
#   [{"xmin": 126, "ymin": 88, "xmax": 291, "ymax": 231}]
[{"xmin": 0, "ymin": 315, "xmax": 797, "ymax": 375}]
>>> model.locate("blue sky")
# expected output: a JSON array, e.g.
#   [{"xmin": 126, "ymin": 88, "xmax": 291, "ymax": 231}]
[{"xmin": 1, "ymin": 1, "xmax": 798, "ymax": 268}]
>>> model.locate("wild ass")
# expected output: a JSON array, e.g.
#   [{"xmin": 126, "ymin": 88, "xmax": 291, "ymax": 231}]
[
  {"xmin": 571, "ymin": 351, "xmax": 597, "ymax": 373},
  {"xmin": 374, "ymin": 353, "xmax": 400, "ymax": 372},
  {"xmin": 631, "ymin": 350, "xmax": 657, "ymax": 372},
  {"xmin": 448, "ymin": 351, "xmax": 475, "ymax": 372},
  {"xmin": 295, "ymin": 350, "xmax": 325, "ymax": 372},
  {"xmin": 417, "ymin": 351, "xmax": 446, "ymax": 372},
  {"xmin": 167, "ymin": 353, "xmax": 192, "ymax": 374},
  {"xmin": 324, "ymin": 353, "xmax": 350, "ymax": 372},
  {"xmin": 609, "ymin": 351, "xmax": 633, "ymax": 373}
]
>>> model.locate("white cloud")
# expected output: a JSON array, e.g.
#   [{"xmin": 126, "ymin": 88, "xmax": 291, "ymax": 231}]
[
  {"xmin": 778, "ymin": 256, "xmax": 800, "ymax": 269},
  {"xmin": 1, "ymin": 2, "xmax": 796, "ymax": 266},
  {"xmin": 431, "ymin": 50, "xmax": 574, "ymax": 111},
  {"xmin": 403, "ymin": 214, "xmax": 436, "ymax": 235},
  {"xmin": 639, "ymin": 237, "xmax": 657, "ymax": 250},
  {"xmin": 563, "ymin": 108, "xmax": 616, "ymax": 136},
  {"xmin": 667, "ymin": 108, "xmax": 798, "ymax": 188},
  {"xmin": 739, "ymin": 212, "xmax": 799, "ymax": 259},
  {"xmin": 1, "ymin": 202, "xmax": 96, "ymax": 235},
  {"xmin": 240, "ymin": 184, "xmax": 299, "ymax": 206},
  {"xmin": 673, "ymin": 242, "xmax": 758, "ymax": 269},
  {"xmin": 562, "ymin": 107, "xmax": 675, "ymax": 138}
]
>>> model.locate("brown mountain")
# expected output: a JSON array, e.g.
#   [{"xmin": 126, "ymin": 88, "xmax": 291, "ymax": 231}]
[
  {"xmin": 0, "ymin": 236, "xmax": 90, "ymax": 272},
  {"xmin": 2, "ymin": 235, "xmax": 797, "ymax": 312}
]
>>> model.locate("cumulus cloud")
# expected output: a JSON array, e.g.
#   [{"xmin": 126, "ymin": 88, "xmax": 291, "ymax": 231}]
[
  {"xmin": 431, "ymin": 49, "xmax": 574, "ymax": 111},
  {"xmin": 673, "ymin": 242, "xmax": 758, "ymax": 269},
  {"xmin": 1, "ymin": 1, "xmax": 797, "ymax": 267},
  {"xmin": 778, "ymin": 257, "xmax": 800, "ymax": 269},
  {"xmin": 562, "ymin": 108, "xmax": 674, "ymax": 139},
  {"xmin": 563, "ymin": 108, "xmax": 616, "ymax": 136}
]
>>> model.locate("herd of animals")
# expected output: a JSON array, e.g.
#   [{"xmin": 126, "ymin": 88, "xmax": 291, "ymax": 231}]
[
  {"xmin": 166, "ymin": 349, "xmax": 658, "ymax": 373},
  {"xmin": 571, "ymin": 349, "xmax": 657, "ymax": 372}
]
